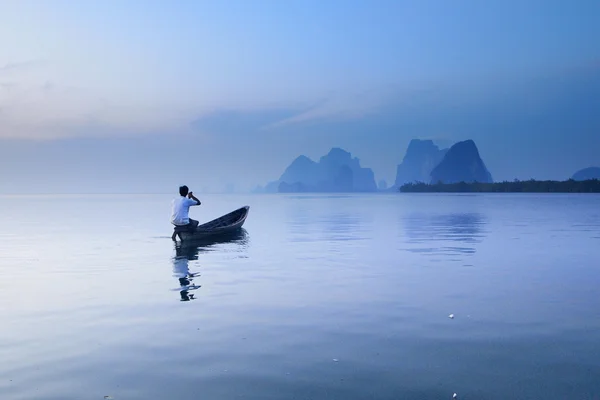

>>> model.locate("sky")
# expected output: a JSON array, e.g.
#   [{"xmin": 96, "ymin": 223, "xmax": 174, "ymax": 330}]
[{"xmin": 0, "ymin": 0, "xmax": 599, "ymax": 193}]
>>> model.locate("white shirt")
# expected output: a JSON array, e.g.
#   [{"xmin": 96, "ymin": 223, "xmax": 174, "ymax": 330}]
[{"xmin": 171, "ymin": 196, "xmax": 198, "ymax": 225}]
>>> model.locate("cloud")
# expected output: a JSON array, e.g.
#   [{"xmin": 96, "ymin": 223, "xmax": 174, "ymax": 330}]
[
  {"xmin": 190, "ymin": 106, "xmax": 308, "ymax": 136},
  {"xmin": 0, "ymin": 82, "xmax": 103, "ymax": 139},
  {"xmin": 265, "ymin": 97, "xmax": 377, "ymax": 128},
  {"xmin": 261, "ymin": 85, "xmax": 408, "ymax": 129},
  {"xmin": 0, "ymin": 80, "xmax": 194, "ymax": 140},
  {"xmin": 191, "ymin": 84, "xmax": 421, "ymax": 136},
  {"xmin": 0, "ymin": 59, "xmax": 45, "ymax": 74},
  {"xmin": 0, "ymin": 64, "xmax": 597, "ymax": 194},
  {"xmin": 190, "ymin": 63, "xmax": 600, "ymax": 183},
  {"xmin": 187, "ymin": 63, "xmax": 600, "ymax": 142},
  {"xmin": 0, "ymin": 57, "xmax": 199, "ymax": 140}
]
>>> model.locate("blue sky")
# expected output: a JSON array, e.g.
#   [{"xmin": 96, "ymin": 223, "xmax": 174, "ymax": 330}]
[{"xmin": 0, "ymin": 0, "xmax": 599, "ymax": 193}]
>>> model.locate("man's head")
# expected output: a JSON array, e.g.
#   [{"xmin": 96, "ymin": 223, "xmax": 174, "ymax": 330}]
[{"xmin": 179, "ymin": 185, "xmax": 189, "ymax": 196}]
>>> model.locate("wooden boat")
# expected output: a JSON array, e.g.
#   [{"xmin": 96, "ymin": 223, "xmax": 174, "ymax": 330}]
[
  {"xmin": 174, "ymin": 228, "xmax": 248, "ymax": 252},
  {"xmin": 173, "ymin": 205, "xmax": 250, "ymax": 241}
]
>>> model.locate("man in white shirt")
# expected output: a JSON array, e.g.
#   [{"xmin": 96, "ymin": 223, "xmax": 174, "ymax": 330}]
[{"xmin": 171, "ymin": 185, "xmax": 201, "ymax": 240}]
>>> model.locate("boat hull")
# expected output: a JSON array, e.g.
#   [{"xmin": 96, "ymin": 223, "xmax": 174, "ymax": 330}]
[{"xmin": 175, "ymin": 205, "xmax": 250, "ymax": 241}]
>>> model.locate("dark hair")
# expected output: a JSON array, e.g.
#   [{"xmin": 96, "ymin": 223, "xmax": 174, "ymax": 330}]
[{"xmin": 179, "ymin": 185, "xmax": 189, "ymax": 196}]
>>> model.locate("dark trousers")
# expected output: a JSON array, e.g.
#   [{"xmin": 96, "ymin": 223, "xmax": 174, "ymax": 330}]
[{"xmin": 172, "ymin": 218, "xmax": 199, "ymax": 240}]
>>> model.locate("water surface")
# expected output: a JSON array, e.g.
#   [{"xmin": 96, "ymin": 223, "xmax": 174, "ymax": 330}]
[{"xmin": 1, "ymin": 193, "xmax": 599, "ymax": 399}]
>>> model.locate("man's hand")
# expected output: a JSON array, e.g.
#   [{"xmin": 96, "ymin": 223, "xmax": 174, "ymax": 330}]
[{"xmin": 188, "ymin": 191, "xmax": 201, "ymax": 205}]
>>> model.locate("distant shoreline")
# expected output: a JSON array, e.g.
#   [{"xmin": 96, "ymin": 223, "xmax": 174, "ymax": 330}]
[{"xmin": 399, "ymin": 179, "xmax": 600, "ymax": 193}]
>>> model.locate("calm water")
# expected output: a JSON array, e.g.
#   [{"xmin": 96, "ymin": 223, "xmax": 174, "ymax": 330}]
[{"xmin": 1, "ymin": 193, "xmax": 599, "ymax": 400}]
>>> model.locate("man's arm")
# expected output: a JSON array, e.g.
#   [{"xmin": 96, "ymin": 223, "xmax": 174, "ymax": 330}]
[{"xmin": 187, "ymin": 191, "xmax": 201, "ymax": 206}]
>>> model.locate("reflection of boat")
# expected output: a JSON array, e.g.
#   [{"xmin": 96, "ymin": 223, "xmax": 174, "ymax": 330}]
[
  {"xmin": 173, "ymin": 205, "xmax": 250, "ymax": 242},
  {"xmin": 177, "ymin": 228, "xmax": 249, "ymax": 251}
]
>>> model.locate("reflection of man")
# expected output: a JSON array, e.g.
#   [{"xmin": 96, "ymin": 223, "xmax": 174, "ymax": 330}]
[
  {"xmin": 172, "ymin": 245, "xmax": 200, "ymax": 301},
  {"xmin": 171, "ymin": 185, "xmax": 201, "ymax": 241}
]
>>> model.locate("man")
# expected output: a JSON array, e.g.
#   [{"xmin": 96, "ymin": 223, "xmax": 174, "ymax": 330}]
[{"xmin": 171, "ymin": 185, "xmax": 201, "ymax": 241}]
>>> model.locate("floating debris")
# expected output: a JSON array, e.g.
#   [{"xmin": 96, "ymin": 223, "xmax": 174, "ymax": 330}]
[
  {"xmin": 333, "ymin": 359, "xmax": 339, "ymax": 362},
  {"xmin": 104, "ymin": 396, "xmax": 113, "ymax": 400},
  {"xmin": 453, "ymin": 393, "xmax": 457, "ymax": 398},
  {"xmin": 448, "ymin": 314, "xmax": 455, "ymax": 319}
]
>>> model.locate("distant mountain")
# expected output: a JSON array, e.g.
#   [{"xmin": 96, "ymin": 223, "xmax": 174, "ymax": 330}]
[
  {"xmin": 393, "ymin": 139, "xmax": 448, "ymax": 188},
  {"xmin": 430, "ymin": 140, "xmax": 493, "ymax": 184},
  {"xmin": 261, "ymin": 147, "xmax": 377, "ymax": 193},
  {"xmin": 572, "ymin": 167, "xmax": 600, "ymax": 181},
  {"xmin": 279, "ymin": 155, "xmax": 321, "ymax": 187}
]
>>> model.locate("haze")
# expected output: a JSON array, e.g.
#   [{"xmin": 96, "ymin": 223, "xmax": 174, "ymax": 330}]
[{"xmin": 1, "ymin": 0, "xmax": 599, "ymax": 194}]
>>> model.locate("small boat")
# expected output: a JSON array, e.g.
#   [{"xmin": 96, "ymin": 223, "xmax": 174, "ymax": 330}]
[{"xmin": 173, "ymin": 205, "xmax": 250, "ymax": 241}]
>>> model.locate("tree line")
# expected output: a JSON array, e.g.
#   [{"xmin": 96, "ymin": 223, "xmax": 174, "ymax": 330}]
[{"xmin": 399, "ymin": 179, "xmax": 600, "ymax": 193}]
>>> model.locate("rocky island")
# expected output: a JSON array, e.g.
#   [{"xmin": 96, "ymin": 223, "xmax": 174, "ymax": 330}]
[
  {"xmin": 258, "ymin": 148, "xmax": 377, "ymax": 193},
  {"xmin": 572, "ymin": 167, "xmax": 600, "ymax": 181},
  {"xmin": 254, "ymin": 139, "xmax": 598, "ymax": 194},
  {"xmin": 393, "ymin": 139, "xmax": 448, "ymax": 189},
  {"xmin": 429, "ymin": 139, "xmax": 493, "ymax": 184}
]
